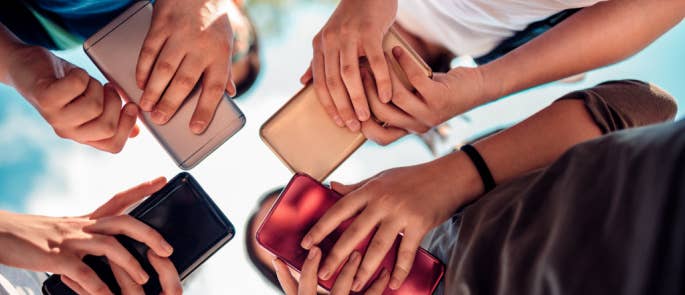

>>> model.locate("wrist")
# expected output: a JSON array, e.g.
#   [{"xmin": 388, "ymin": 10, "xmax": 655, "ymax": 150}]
[
  {"xmin": 426, "ymin": 151, "xmax": 484, "ymax": 214},
  {"xmin": 476, "ymin": 62, "xmax": 505, "ymax": 104}
]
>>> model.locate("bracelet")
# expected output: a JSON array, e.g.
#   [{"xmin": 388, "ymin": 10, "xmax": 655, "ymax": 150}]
[{"xmin": 460, "ymin": 144, "xmax": 496, "ymax": 193}]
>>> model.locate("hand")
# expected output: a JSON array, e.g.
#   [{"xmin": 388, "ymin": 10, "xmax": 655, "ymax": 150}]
[
  {"xmin": 357, "ymin": 66, "xmax": 430, "ymax": 146},
  {"xmin": 0, "ymin": 177, "xmax": 181, "ymax": 295},
  {"xmin": 388, "ymin": 46, "xmax": 485, "ymax": 129},
  {"xmin": 274, "ymin": 247, "xmax": 389, "ymax": 295},
  {"xmin": 302, "ymin": 0, "xmax": 397, "ymax": 132},
  {"xmin": 300, "ymin": 161, "xmax": 478, "ymax": 292},
  {"xmin": 137, "ymin": 0, "xmax": 235, "ymax": 134},
  {"xmin": 6, "ymin": 46, "xmax": 139, "ymax": 153}
]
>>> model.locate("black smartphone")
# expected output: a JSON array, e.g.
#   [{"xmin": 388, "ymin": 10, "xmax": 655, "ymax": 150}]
[{"xmin": 42, "ymin": 172, "xmax": 235, "ymax": 295}]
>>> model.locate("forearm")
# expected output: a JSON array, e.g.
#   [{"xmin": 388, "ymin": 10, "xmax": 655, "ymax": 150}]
[
  {"xmin": 433, "ymin": 99, "xmax": 602, "ymax": 207},
  {"xmin": 0, "ymin": 24, "xmax": 27, "ymax": 85},
  {"xmin": 479, "ymin": 0, "xmax": 685, "ymax": 102}
]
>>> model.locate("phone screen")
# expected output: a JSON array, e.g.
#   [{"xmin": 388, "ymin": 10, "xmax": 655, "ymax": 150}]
[{"xmin": 256, "ymin": 173, "xmax": 444, "ymax": 295}]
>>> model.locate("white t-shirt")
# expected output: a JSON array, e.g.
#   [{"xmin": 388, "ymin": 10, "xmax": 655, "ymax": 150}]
[{"xmin": 396, "ymin": 0, "xmax": 607, "ymax": 57}]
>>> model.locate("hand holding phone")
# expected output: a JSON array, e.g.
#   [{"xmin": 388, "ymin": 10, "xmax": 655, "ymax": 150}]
[
  {"xmin": 43, "ymin": 173, "xmax": 235, "ymax": 295},
  {"xmin": 84, "ymin": 1, "xmax": 245, "ymax": 169},
  {"xmin": 256, "ymin": 174, "xmax": 444, "ymax": 295}
]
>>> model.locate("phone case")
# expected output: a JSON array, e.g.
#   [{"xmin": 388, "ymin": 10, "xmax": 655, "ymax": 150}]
[
  {"xmin": 259, "ymin": 27, "xmax": 432, "ymax": 181},
  {"xmin": 83, "ymin": 1, "xmax": 245, "ymax": 170},
  {"xmin": 42, "ymin": 172, "xmax": 235, "ymax": 295},
  {"xmin": 256, "ymin": 173, "xmax": 445, "ymax": 295}
]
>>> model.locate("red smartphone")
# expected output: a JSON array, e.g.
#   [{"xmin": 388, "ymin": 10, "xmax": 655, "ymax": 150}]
[{"xmin": 256, "ymin": 173, "xmax": 445, "ymax": 295}]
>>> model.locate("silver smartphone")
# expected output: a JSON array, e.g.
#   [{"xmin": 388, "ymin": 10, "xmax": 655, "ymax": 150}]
[{"xmin": 83, "ymin": 1, "xmax": 245, "ymax": 169}]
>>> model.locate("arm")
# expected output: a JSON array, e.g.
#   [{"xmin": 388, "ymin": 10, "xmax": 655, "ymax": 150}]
[
  {"xmin": 480, "ymin": 0, "xmax": 685, "ymax": 104},
  {"xmin": 302, "ymin": 80, "xmax": 669, "ymax": 291},
  {"xmin": 364, "ymin": 0, "xmax": 685, "ymax": 144}
]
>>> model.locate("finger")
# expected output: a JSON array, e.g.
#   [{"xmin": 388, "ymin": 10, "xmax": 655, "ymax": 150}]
[
  {"xmin": 129, "ymin": 124, "xmax": 140, "ymax": 138},
  {"xmin": 111, "ymin": 263, "xmax": 144, "ymax": 295},
  {"xmin": 360, "ymin": 120, "xmax": 407, "ymax": 146},
  {"xmin": 90, "ymin": 177, "xmax": 167, "ymax": 218},
  {"xmin": 273, "ymin": 258, "xmax": 298, "ymax": 295},
  {"xmin": 299, "ymin": 247, "xmax": 322, "ymax": 295},
  {"xmin": 139, "ymin": 44, "xmax": 184, "ymax": 113},
  {"xmin": 60, "ymin": 78, "xmax": 105, "ymax": 127},
  {"xmin": 67, "ymin": 235, "xmax": 149, "ymax": 285},
  {"xmin": 136, "ymin": 24, "xmax": 168, "ymax": 90},
  {"xmin": 386, "ymin": 61, "xmax": 433, "ymax": 126},
  {"xmin": 392, "ymin": 46, "xmax": 432, "ymax": 94},
  {"xmin": 312, "ymin": 46, "xmax": 343, "ymax": 127},
  {"xmin": 389, "ymin": 231, "xmax": 423, "ymax": 290},
  {"xmin": 340, "ymin": 40, "xmax": 369, "ymax": 121},
  {"xmin": 300, "ymin": 192, "xmax": 366, "ymax": 250},
  {"xmin": 75, "ymin": 84, "xmax": 122, "ymax": 142},
  {"xmin": 41, "ymin": 67, "xmax": 90, "ymax": 108},
  {"xmin": 329, "ymin": 181, "xmax": 365, "ymax": 196},
  {"xmin": 330, "ymin": 251, "xmax": 361, "ymax": 295},
  {"xmin": 190, "ymin": 63, "xmax": 229, "ymax": 134},
  {"xmin": 63, "ymin": 260, "xmax": 113, "ymax": 295},
  {"xmin": 87, "ymin": 215, "xmax": 173, "ymax": 257},
  {"xmin": 147, "ymin": 250, "xmax": 182, "ymax": 295},
  {"xmin": 61, "ymin": 275, "xmax": 89, "ymax": 295},
  {"xmin": 323, "ymin": 48, "xmax": 358, "ymax": 131},
  {"xmin": 362, "ymin": 68, "xmax": 429, "ymax": 133},
  {"xmin": 353, "ymin": 222, "xmax": 401, "ymax": 291},
  {"xmin": 300, "ymin": 63, "xmax": 313, "ymax": 84},
  {"xmin": 319, "ymin": 210, "xmax": 380, "ymax": 281},
  {"xmin": 364, "ymin": 268, "xmax": 390, "ymax": 295},
  {"xmin": 225, "ymin": 61, "xmax": 236, "ymax": 97},
  {"xmin": 362, "ymin": 39, "xmax": 392, "ymax": 102},
  {"xmin": 86, "ymin": 102, "xmax": 139, "ymax": 153},
  {"xmin": 152, "ymin": 56, "xmax": 204, "ymax": 125}
]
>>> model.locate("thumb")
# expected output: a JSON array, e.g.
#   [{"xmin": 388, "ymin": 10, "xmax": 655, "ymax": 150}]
[{"xmin": 90, "ymin": 177, "xmax": 167, "ymax": 218}]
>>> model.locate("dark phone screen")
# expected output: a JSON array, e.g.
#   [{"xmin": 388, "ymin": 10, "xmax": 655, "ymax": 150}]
[{"xmin": 43, "ymin": 174, "xmax": 233, "ymax": 295}]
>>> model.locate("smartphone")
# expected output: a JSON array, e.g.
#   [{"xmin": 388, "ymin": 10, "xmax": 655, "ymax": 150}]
[
  {"xmin": 256, "ymin": 173, "xmax": 445, "ymax": 295},
  {"xmin": 83, "ymin": 1, "xmax": 246, "ymax": 170},
  {"xmin": 260, "ymin": 27, "xmax": 432, "ymax": 181},
  {"xmin": 42, "ymin": 172, "xmax": 235, "ymax": 295}
]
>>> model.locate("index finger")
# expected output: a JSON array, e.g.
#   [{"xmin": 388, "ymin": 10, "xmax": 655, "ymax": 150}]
[
  {"xmin": 340, "ymin": 41, "xmax": 369, "ymax": 121},
  {"xmin": 363, "ymin": 38, "xmax": 392, "ymax": 102},
  {"xmin": 299, "ymin": 247, "xmax": 322, "ymax": 295},
  {"xmin": 90, "ymin": 177, "xmax": 167, "ymax": 218},
  {"xmin": 300, "ymin": 192, "xmax": 366, "ymax": 250}
]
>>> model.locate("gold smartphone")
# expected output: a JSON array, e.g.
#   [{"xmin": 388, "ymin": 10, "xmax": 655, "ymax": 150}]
[
  {"xmin": 84, "ymin": 1, "xmax": 246, "ymax": 170},
  {"xmin": 260, "ymin": 27, "xmax": 432, "ymax": 181}
]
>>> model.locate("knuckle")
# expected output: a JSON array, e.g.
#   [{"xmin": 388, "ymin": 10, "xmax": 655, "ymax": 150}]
[
  {"xmin": 341, "ymin": 64, "xmax": 355, "ymax": 77},
  {"xmin": 156, "ymin": 60, "xmax": 175, "ymax": 74},
  {"xmin": 206, "ymin": 82, "xmax": 225, "ymax": 96},
  {"xmin": 325, "ymin": 76, "xmax": 339, "ymax": 89},
  {"xmin": 140, "ymin": 45, "xmax": 158, "ymax": 58},
  {"xmin": 175, "ymin": 75, "xmax": 196, "ymax": 89},
  {"xmin": 367, "ymin": 55, "xmax": 385, "ymax": 67},
  {"xmin": 92, "ymin": 284, "xmax": 110, "ymax": 295},
  {"xmin": 169, "ymin": 285, "xmax": 183, "ymax": 295},
  {"xmin": 74, "ymin": 264, "xmax": 92, "ymax": 277}
]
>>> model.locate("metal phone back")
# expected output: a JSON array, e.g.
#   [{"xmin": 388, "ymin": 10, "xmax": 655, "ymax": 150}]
[
  {"xmin": 83, "ymin": 1, "xmax": 245, "ymax": 169},
  {"xmin": 260, "ymin": 27, "xmax": 431, "ymax": 181}
]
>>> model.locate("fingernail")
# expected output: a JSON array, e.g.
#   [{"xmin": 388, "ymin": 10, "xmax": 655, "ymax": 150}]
[
  {"xmin": 138, "ymin": 271, "xmax": 149, "ymax": 284},
  {"xmin": 229, "ymin": 81, "xmax": 237, "ymax": 97},
  {"xmin": 161, "ymin": 240, "xmax": 173, "ymax": 255},
  {"xmin": 350, "ymin": 251, "xmax": 361, "ymax": 262},
  {"xmin": 381, "ymin": 89, "xmax": 393, "ymax": 102},
  {"xmin": 352, "ymin": 277, "xmax": 364, "ymax": 292},
  {"xmin": 151, "ymin": 110, "xmax": 168, "ymax": 124},
  {"xmin": 380, "ymin": 268, "xmax": 389, "ymax": 279},
  {"xmin": 190, "ymin": 121, "xmax": 206, "ymax": 134},
  {"xmin": 333, "ymin": 115, "xmax": 344, "ymax": 127},
  {"xmin": 307, "ymin": 247, "xmax": 320, "ymax": 260},
  {"xmin": 301, "ymin": 236, "xmax": 312, "ymax": 249},
  {"xmin": 125, "ymin": 104, "xmax": 138, "ymax": 116},
  {"xmin": 140, "ymin": 100, "xmax": 153, "ymax": 111},
  {"xmin": 357, "ymin": 109, "xmax": 369, "ymax": 121},
  {"xmin": 389, "ymin": 276, "xmax": 402, "ymax": 290},
  {"xmin": 347, "ymin": 119, "xmax": 360, "ymax": 131}
]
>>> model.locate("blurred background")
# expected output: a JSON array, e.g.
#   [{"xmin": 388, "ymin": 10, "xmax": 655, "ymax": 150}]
[{"xmin": 0, "ymin": 0, "xmax": 683, "ymax": 293}]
